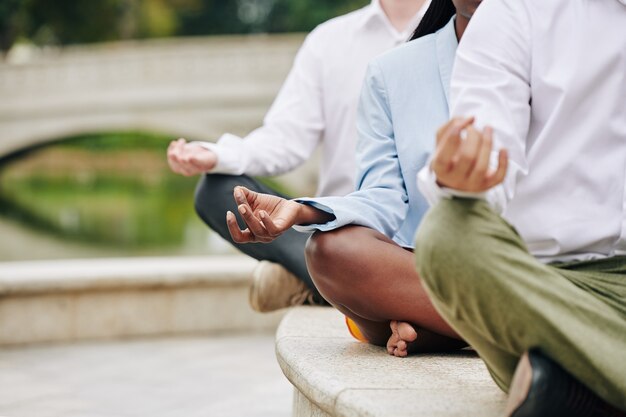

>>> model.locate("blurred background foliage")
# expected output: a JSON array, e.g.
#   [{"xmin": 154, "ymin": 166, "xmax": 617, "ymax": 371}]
[
  {"xmin": 0, "ymin": 0, "xmax": 367, "ymax": 260},
  {"xmin": 0, "ymin": 0, "xmax": 369, "ymax": 53}
]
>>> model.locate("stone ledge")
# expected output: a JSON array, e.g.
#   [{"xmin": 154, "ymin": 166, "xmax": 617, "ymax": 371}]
[
  {"xmin": 0, "ymin": 256, "xmax": 284, "ymax": 345},
  {"xmin": 0, "ymin": 256, "xmax": 257, "ymax": 295},
  {"xmin": 276, "ymin": 307, "xmax": 507, "ymax": 417}
]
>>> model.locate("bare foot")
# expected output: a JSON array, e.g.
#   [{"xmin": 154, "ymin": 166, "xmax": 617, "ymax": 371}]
[
  {"xmin": 387, "ymin": 321, "xmax": 418, "ymax": 357},
  {"xmin": 387, "ymin": 321, "xmax": 469, "ymax": 357}
]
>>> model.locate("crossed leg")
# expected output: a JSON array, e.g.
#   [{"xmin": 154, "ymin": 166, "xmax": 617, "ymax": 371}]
[
  {"xmin": 414, "ymin": 198, "xmax": 626, "ymax": 410},
  {"xmin": 305, "ymin": 225, "xmax": 466, "ymax": 356}
]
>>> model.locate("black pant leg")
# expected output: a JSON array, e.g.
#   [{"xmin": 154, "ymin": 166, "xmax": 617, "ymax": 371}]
[{"xmin": 194, "ymin": 174, "xmax": 325, "ymax": 302}]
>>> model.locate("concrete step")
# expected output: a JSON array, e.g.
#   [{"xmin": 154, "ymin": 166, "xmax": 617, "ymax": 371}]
[
  {"xmin": 0, "ymin": 256, "xmax": 284, "ymax": 345},
  {"xmin": 275, "ymin": 307, "xmax": 507, "ymax": 417}
]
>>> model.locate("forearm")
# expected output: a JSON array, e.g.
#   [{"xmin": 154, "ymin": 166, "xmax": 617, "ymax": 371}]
[{"xmin": 191, "ymin": 130, "xmax": 318, "ymax": 177}]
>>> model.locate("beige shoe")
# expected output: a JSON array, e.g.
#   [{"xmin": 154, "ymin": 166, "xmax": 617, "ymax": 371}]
[{"xmin": 249, "ymin": 261, "xmax": 314, "ymax": 313}]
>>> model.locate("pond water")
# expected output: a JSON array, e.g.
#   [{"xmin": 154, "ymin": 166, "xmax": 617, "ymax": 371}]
[{"xmin": 0, "ymin": 132, "xmax": 291, "ymax": 262}]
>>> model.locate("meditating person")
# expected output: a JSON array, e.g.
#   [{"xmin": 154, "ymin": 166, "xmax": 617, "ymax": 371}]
[
  {"xmin": 167, "ymin": 0, "xmax": 430, "ymax": 313},
  {"xmin": 413, "ymin": 0, "xmax": 626, "ymax": 415},
  {"xmin": 226, "ymin": 0, "xmax": 481, "ymax": 355}
]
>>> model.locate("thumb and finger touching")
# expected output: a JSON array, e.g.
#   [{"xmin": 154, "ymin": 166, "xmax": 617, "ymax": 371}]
[{"xmin": 434, "ymin": 120, "xmax": 509, "ymax": 192}]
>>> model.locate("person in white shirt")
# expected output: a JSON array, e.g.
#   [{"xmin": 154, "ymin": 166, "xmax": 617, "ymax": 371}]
[
  {"xmin": 167, "ymin": 0, "xmax": 430, "ymax": 313},
  {"xmin": 413, "ymin": 0, "xmax": 626, "ymax": 415}
]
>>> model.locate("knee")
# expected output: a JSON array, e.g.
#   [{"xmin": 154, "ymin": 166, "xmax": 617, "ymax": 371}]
[
  {"xmin": 414, "ymin": 198, "xmax": 494, "ymax": 300},
  {"xmin": 305, "ymin": 228, "xmax": 356, "ymax": 302},
  {"xmin": 415, "ymin": 199, "xmax": 475, "ymax": 270},
  {"xmin": 305, "ymin": 229, "xmax": 343, "ymax": 284}
]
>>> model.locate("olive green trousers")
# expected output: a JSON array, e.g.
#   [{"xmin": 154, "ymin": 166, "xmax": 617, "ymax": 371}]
[{"xmin": 414, "ymin": 198, "xmax": 626, "ymax": 410}]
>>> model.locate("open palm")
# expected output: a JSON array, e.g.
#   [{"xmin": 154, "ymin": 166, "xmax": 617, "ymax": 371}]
[{"xmin": 227, "ymin": 186, "xmax": 301, "ymax": 243}]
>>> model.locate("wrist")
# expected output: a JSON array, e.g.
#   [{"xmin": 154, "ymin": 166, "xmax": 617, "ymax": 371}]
[
  {"xmin": 295, "ymin": 203, "xmax": 334, "ymax": 225},
  {"xmin": 207, "ymin": 150, "xmax": 218, "ymax": 171}
]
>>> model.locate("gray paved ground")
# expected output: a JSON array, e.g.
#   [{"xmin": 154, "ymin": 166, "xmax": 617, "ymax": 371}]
[{"xmin": 0, "ymin": 333, "xmax": 292, "ymax": 417}]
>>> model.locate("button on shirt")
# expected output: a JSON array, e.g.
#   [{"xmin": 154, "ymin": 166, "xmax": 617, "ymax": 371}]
[
  {"xmin": 200, "ymin": 0, "xmax": 429, "ymax": 197},
  {"xmin": 418, "ymin": 0, "xmax": 626, "ymax": 262}
]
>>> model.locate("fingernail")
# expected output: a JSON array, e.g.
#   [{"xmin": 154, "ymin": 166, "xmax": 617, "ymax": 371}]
[
  {"xmin": 238, "ymin": 206, "xmax": 246, "ymax": 215},
  {"xmin": 259, "ymin": 211, "xmax": 266, "ymax": 219}
]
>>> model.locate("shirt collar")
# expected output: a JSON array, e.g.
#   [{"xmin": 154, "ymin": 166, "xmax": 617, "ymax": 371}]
[{"xmin": 362, "ymin": 0, "xmax": 432, "ymax": 41}]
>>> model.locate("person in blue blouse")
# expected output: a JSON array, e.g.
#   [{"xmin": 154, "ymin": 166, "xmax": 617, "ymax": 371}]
[{"xmin": 226, "ymin": 0, "xmax": 480, "ymax": 356}]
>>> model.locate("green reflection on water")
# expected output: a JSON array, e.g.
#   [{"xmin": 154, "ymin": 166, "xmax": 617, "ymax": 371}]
[
  {"xmin": 0, "ymin": 131, "xmax": 292, "ymax": 259},
  {"xmin": 0, "ymin": 132, "xmax": 203, "ymax": 250}
]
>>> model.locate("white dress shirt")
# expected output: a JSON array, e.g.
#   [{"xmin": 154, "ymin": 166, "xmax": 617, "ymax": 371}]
[
  {"xmin": 418, "ymin": 0, "xmax": 626, "ymax": 262},
  {"xmin": 200, "ymin": 0, "xmax": 429, "ymax": 197}
]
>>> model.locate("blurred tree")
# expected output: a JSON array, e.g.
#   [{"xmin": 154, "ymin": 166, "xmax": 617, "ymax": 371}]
[
  {"xmin": 25, "ymin": 0, "xmax": 123, "ymax": 45},
  {"xmin": 267, "ymin": 0, "xmax": 369, "ymax": 33},
  {"xmin": 137, "ymin": 0, "xmax": 200, "ymax": 38},
  {"xmin": 0, "ymin": 0, "xmax": 25, "ymax": 53},
  {"xmin": 0, "ymin": 0, "xmax": 369, "ymax": 52},
  {"xmin": 178, "ymin": 0, "xmax": 369, "ymax": 35},
  {"xmin": 138, "ymin": 0, "xmax": 178, "ymax": 37},
  {"xmin": 177, "ymin": 1, "xmax": 247, "ymax": 35}
]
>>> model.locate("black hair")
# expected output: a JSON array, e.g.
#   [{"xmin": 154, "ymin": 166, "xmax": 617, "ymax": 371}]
[{"xmin": 409, "ymin": 0, "xmax": 455, "ymax": 41}]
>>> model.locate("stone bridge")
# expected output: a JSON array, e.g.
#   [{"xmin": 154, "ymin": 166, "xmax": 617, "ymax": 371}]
[{"xmin": 0, "ymin": 34, "xmax": 304, "ymax": 161}]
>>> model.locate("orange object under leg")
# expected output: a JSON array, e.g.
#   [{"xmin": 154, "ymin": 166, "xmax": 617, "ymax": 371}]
[{"xmin": 345, "ymin": 316, "xmax": 368, "ymax": 343}]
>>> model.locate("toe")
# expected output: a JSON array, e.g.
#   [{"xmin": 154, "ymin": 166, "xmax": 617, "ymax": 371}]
[
  {"xmin": 397, "ymin": 340, "xmax": 407, "ymax": 351},
  {"xmin": 390, "ymin": 320, "xmax": 399, "ymax": 335},
  {"xmin": 394, "ymin": 347, "xmax": 407, "ymax": 358},
  {"xmin": 397, "ymin": 322, "xmax": 418, "ymax": 343}
]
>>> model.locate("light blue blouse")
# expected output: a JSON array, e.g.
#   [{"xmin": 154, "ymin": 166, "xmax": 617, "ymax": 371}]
[{"xmin": 295, "ymin": 18, "xmax": 457, "ymax": 248}]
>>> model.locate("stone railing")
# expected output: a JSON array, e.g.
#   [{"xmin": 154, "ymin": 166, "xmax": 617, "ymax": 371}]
[{"xmin": 0, "ymin": 34, "xmax": 304, "ymax": 159}]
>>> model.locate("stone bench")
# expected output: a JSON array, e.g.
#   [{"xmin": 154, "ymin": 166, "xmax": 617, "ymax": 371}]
[
  {"xmin": 0, "ymin": 256, "xmax": 284, "ymax": 345},
  {"xmin": 275, "ymin": 307, "xmax": 507, "ymax": 417}
]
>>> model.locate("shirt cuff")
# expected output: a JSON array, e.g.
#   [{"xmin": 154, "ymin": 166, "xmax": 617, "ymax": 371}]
[
  {"xmin": 292, "ymin": 199, "xmax": 339, "ymax": 233},
  {"xmin": 416, "ymin": 163, "xmax": 486, "ymax": 207},
  {"xmin": 189, "ymin": 133, "xmax": 245, "ymax": 175}
]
